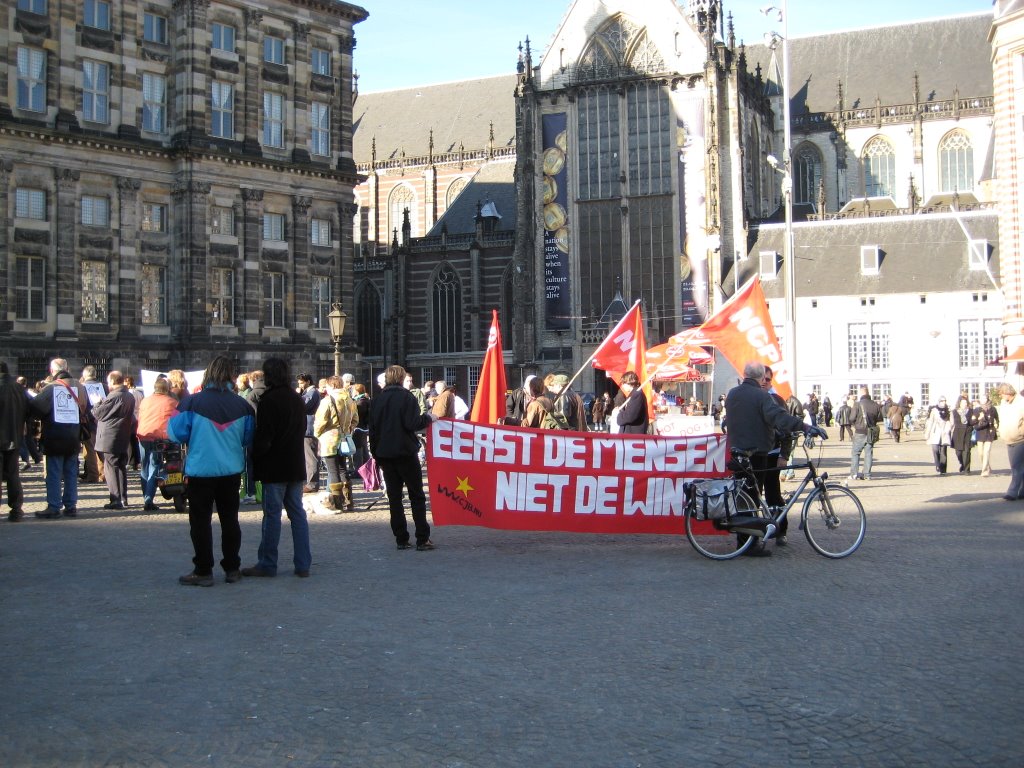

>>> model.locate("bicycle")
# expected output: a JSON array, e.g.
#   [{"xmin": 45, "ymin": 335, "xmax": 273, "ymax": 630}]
[{"xmin": 685, "ymin": 431, "xmax": 866, "ymax": 560}]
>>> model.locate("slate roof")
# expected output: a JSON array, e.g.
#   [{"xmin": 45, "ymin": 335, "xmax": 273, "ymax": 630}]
[
  {"xmin": 744, "ymin": 13, "xmax": 993, "ymax": 115},
  {"xmin": 737, "ymin": 212, "xmax": 1000, "ymax": 299},
  {"xmin": 426, "ymin": 159, "xmax": 518, "ymax": 236},
  {"xmin": 353, "ymin": 75, "xmax": 519, "ymax": 164}
]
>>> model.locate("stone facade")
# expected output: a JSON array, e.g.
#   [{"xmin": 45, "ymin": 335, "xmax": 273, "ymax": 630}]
[{"xmin": 0, "ymin": 0, "xmax": 367, "ymax": 382}]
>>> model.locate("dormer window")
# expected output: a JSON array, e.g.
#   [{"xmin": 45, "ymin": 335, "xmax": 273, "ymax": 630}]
[
  {"xmin": 860, "ymin": 245, "xmax": 880, "ymax": 275},
  {"xmin": 968, "ymin": 239, "xmax": 989, "ymax": 271}
]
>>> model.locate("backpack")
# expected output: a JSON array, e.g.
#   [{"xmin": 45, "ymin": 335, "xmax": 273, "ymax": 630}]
[{"xmin": 541, "ymin": 409, "xmax": 570, "ymax": 430}]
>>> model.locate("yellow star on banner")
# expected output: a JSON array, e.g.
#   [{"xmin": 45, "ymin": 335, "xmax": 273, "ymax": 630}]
[{"xmin": 455, "ymin": 476, "xmax": 474, "ymax": 496}]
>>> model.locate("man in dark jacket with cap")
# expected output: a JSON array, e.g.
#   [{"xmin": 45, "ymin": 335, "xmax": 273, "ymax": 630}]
[
  {"xmin": 0, "ymin": 361, "xmax": 28, "ymax": 521},
  {"xmin": 29, "ymin": 358, "xmax": 91, "ymax": 519},
  {"xmin": 370, "ymin": 365, "xmax": 436, "ymax": 551}
]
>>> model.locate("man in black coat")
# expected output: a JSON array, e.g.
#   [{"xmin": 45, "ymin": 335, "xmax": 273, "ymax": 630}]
[
  {"xmin": 0, "ymin": 361, "xmax": 28, "ymax": 521},
  {"xmin": 369, "ymin": 365, "xmax": 436, "ymax": 551},
  {"xmin": 93, "ymin": 370, "xmax": 137, "ymax": 510},
  {"xmin": 242, "ymin": 358, "xmax": 312, "ymax": 579}
]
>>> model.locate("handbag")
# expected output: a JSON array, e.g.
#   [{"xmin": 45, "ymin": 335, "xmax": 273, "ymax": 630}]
[
  {"xmin": 337, "ymin": 434, "xmax": 356, "ymax": 456},
  {"xmin": 357, "ymin": 455, "xmax": 381, "ymax": 491}
]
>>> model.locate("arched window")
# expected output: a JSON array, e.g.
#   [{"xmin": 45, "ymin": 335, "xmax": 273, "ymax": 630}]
[
  {"xmin": 861, "ymin": 137, "xmax": 895, "ymax": 198},
  {"xmin": 355, "ymin": 281, "xmax": 383, "ymax": 357},
  {"xmin": 794, "ymin": 143, "xmax": 823, "ymax": 206},
  {"xmin": 432, "ymin": 263, "xmax": 463, "ymax": 354},
  {"xmin": 446, "ymin": 177, "xmax": 468, "ymax": 207},
  {"xmin": 387, "ymin": 184, "xmax": 415, "ymax": 241},
  {"xmin": 939, "ymin": 130, "xmax": 974, "ymax": 193}
]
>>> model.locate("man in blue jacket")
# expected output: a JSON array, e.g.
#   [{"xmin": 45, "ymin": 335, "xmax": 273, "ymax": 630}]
[{"xmin": 168, "ymin": 356, "xmax": 254, "ymax": 587}]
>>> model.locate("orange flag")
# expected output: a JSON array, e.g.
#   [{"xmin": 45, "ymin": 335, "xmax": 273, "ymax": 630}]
[
  {"xmin": 469, "ymin": 309, "xmax": 508, "ymax": 425},
  {"xmin": 678, "ymin": 276, "xmax": 792, "ymax": 401}
]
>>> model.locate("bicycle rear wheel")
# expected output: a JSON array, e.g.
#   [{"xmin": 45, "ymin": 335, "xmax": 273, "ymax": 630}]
[
  {"xmin": 802, "ymin": 483, "xmax": 866, "ymax": 558},
  {"xmin": 686, "ymin": 488, "xmax": 759, "ymax": 560}
]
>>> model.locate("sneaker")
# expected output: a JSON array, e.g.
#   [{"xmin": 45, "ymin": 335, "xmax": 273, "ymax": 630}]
[
  {"xmin": 225, "ymin": 570, "xmax": 242, "ymax": 584},
  {"xmin": 143, "ymin": 502, "xmax": 161, "ymax": 511},
  {"xmin": 776, "ymin": 534, "xmax": 788, "ymax": 546},
  {"xmin": 21, "ymin": 462, "xmax": 32, "ymax": 472},
  {"xmin": 241, "ymin": 495, "xmax": 258, "ymax": 505},
  {"xmin": 62, "ymin": 508, "xmax": 77, "ymax": 518},
  {"xmin": 178, "ymin": 571, "xmax": 215, "ymax": 587},
  {"xmin": 240, "ymin": 565, "xmax": 275, "ymax": 577},
  {"xmin": 294, "ymin": 570, "xmax": 310, "ymax": 578},
  {"xmin": 415, "ymin": 540, "xmax": 436, "ymax": 551},
  {"xmin": 396, "ymin": 541, "xmax": 413, "ymax": 550},
  {"xmin": 35, "ymin": 506, "xmax": 62, "ymax": 519},
  {"xmin": 8, "ymin": 509, "xmax": 24, "ymax": 522},
  {"xmin": 103, "ymin": 501, "xmax": 127, "ymax": 510}
]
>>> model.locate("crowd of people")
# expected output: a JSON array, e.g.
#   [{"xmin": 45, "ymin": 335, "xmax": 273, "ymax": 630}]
[{"xmin": 4, "ymin": 355, "xmax": 1024, "ymax": 576}]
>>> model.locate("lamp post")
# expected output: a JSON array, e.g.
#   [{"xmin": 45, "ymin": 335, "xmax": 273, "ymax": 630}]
[
  {"xmin": 327, "ymin": 303, "xmax": 347, "ymax": 377},
  {"xmin": 764, "ymin": 2, "xmax": 796, "ymax": 392}
]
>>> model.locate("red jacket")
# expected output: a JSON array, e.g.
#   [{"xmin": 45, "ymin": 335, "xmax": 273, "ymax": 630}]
[{"xmin": 137, "ymin": 392, "xmax": 179, "ymax": 441}]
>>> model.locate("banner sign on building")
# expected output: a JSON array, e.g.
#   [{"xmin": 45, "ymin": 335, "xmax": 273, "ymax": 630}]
[
  {"xmin": 676, "ymin": 96, "xmax": 709, "ymax": 329},
  {"xmin": 428, "ymin": 420, "xmax": 728, "ymax": 535},
  {"xmin": 542, "ymin": 113, "xmax": 571, "ymax": 330}
]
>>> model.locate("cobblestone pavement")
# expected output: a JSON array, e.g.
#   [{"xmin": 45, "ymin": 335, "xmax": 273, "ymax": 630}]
[{"xmin": 2, "ymin": 428, "xmax": 1022, "ymax": 767}]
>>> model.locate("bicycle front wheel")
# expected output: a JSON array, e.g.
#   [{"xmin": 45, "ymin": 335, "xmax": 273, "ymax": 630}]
[
  {"xmin": 686, "ymin": 488, "xmax": 759, "ymax": 560},
  {"xmin": 802, "ymin": 483, "xmax": 866, "ymax": 558}
]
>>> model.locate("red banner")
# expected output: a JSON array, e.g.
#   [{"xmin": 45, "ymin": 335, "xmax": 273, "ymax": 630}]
[{"xmin": 427, "ymin": 420, "xmax": 727, "ymax": 534}]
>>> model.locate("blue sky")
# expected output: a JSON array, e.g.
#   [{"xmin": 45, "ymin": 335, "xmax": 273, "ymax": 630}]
[{"xmin": 354, "ymin": 0, "xmax": 993, "ymax": 93}]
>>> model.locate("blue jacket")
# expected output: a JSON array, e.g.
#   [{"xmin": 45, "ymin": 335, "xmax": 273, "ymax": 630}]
[{"xmin": 167, "ymin": 385, "xmax": 254, "ymax": 477}]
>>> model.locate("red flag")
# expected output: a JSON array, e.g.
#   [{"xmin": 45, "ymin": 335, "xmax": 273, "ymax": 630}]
[
  {"xmin": 591, "ymin": 300, "xmax": 652, "ymax": 418},
  {"xmin": 683, "ymin": 276, "xmax": 792, "ymax": 401},
  {"xmin": 469, "ymin": 309, "xmax": 508, "ymax": 425},
  {"xmin": 591, "ymin": 300, "xmax": 646, "ymax": 380}
]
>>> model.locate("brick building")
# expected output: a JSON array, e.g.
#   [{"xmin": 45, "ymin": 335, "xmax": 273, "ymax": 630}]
[{"xmin": 0, "ymin": 0, "xmax": 366, "ymax": 381}]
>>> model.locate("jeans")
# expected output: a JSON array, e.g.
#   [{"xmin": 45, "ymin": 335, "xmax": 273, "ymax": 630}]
[
  {"xmin": 185, "ymin": 474, "xmax": 242, "ymax": 575},
  {"xmin": 257, "ymin": 481, "xmax": 312, "ymax": 574},
  {"xmin": 850, "ymin": 433, "xmax": 873, "ymax": 478},
  {"xmin": 1, "ymin": 449, "xmax": 24, "ymax": 512},
  {"xmin": 44, "ymin": 453, "xmax": 79, "ymax": 511},
  {"xmin": 1006, "ymin": 442, "xmax": 1024, "ymax": 498},
  {"xmin": 139, "ymin": 440, "xmax": 159, "ymax": 503},
  {"xmin": 379, "ymin": 454, "xmax": 430, "ymax": 545}
]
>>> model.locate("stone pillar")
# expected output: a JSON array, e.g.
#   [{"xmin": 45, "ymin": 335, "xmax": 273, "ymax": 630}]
[
  {"xmin": 171, "ymin": 178, "xmax": 211, "ymax": 340},
  {"xmin": 242, "ymin": 10, "xmax": 263, "ymax": 155},
  {"xmin": 53, "ymin": 168, "xmax": 80, "ymax": 336},
  {"xmin": 241, "ymin": 188, "xmax": 264, "ymax": 338},
  {"xmin": 116, "ymin": 177, "xmax": 141, "ymax": 336},
  {"xmin": 172, "ymin": 0, "xmax": 211, "ymax": 142},
  {"xmin": 0, "ymin": 159, "xmax": 11, "ymax": 334},
  {"xmin": 292, "ymin": 195, "xmax": 311, "ymax": 337}
]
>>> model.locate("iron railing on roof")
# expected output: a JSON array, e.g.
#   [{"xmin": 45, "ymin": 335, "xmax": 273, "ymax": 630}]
[
  {"xmin": 791, "ymin": 95, "xmax": 993, "ymax": 131},
  {"xmin": 356, "ymin": 145, "xmax": 516, "ymax": 174},
  {"xmin": 807, "ymin": 200, "xmax": 996, "ymax": 221}
]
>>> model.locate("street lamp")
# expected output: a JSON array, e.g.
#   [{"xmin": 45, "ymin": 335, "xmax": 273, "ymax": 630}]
[
  {"xmin": 764, "ymin": 2, "xmax": 796, "ymax": 392},
  {"xmin": 327, "ymin": 302, "xmax": 347, "ymax": 377}
]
